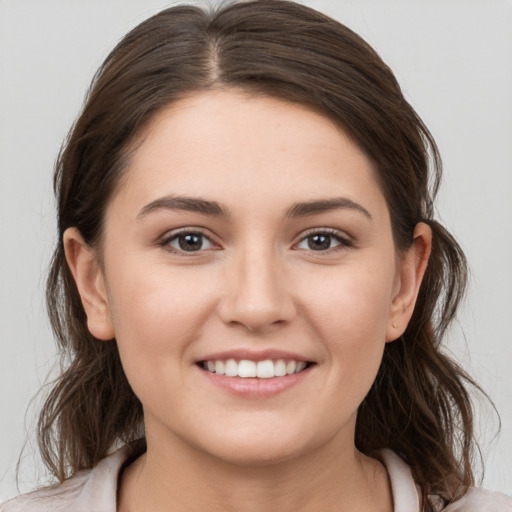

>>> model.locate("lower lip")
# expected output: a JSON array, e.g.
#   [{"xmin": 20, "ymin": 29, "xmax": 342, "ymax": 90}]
[{"xmin": 198, "ymin": 365, "xmax": 314, "ymax": 399}]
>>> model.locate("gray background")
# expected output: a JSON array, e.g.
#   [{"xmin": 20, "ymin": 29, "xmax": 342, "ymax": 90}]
[{"xmin": 1, "ymin": 0, "xmax": 511, "ymax": 500}]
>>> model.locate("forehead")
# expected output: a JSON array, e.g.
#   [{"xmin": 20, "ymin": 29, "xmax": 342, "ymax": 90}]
[{"xmin": 109, "ymin": 89, "xmax": 388, "ymax": 220}]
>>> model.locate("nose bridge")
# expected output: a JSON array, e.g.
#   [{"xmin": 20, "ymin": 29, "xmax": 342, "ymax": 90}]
[{"xmin": 220, "ymin": 235, "xmax": 294, "ymax": 331}]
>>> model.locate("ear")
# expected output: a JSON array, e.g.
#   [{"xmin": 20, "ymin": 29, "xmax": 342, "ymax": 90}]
[
  {"xmin": 63, "ymin": 227, "xmax": 115, "ymax": 340},
  {"xmin": 386, "ymin": 222, "xmax": 432, "ymax": 342}
]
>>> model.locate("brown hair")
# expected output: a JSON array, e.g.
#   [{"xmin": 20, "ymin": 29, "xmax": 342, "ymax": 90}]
[{"xmin": 40, "ymin": 1, "xmax": 486, "ymax": 508}]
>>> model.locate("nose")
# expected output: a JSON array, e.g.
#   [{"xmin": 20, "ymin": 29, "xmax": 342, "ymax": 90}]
[{"xmin": 218, "ymin": 243, "xmax": 296, "ymax": 333}]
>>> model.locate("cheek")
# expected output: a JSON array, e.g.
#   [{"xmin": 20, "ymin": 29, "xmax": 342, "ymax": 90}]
[
  {"xmin": 104, "ymin": 261, "xmax": 217, "ymax": 365},
  {"xmin": 299, "ymin": 258, "xmax": 395, "ymax": 387},
  {"xmin": 104, "ymin": 265, "xmax": 220, "ymax": 414},
  {"xmin": 304, "ymin": 261, "xmax": 395, "ymax": 339}
]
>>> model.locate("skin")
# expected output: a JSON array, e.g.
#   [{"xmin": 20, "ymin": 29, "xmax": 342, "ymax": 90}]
[{"xmin": 64, "ymin": 90, "xmax": 431, "ymax": 512}]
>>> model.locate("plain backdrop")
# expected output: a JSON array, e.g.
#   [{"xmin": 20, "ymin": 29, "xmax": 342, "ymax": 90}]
[{"xmin": 1, "ymin": 0, "xmax": 511, "ymax": 501}]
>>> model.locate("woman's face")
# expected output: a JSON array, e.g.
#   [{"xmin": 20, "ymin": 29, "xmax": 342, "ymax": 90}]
[{"xmin": 68, "ymin": 90, "xmax": 426, "ymax": 466}]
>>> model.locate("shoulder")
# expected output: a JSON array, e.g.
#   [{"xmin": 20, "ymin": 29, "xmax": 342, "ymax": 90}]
[
  {"xmin": 442, "ymin": 487, "xmax": 512, "ymax": 512},
  {"xmin": 379, "ymin": 449, "xmax": 512, "ymax": 512},
  {"xmin": 0, "ymin": 469, "xmax": 93, "ymax": 512},
  {"xmin": 0, "ymin": 444, "xmax": 138, "ymax": 512}
]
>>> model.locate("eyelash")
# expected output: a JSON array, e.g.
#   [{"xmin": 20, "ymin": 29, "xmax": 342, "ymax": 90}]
[
  {"xmin": 160, "ymin": 228, "xmax": 217, "ymax": 255},
  {"xmin": 294, "ymin": 228, "xmax": 352, "ymax": 253},
  {"xmin": 159, "ymin": 228, "xmax": 352, "ymax": 255}
]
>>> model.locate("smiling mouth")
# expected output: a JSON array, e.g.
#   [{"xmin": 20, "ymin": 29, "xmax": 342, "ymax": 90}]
[{"xmin": 198, "ymin": 359, "xmax": 314, "ymax": 379}]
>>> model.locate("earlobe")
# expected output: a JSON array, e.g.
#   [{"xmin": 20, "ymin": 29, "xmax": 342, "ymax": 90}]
[
  {"xmin": 386, "ymin": 222, "xmax": 432, "ymax": 342},
  {"xmin": 63, "ymin": 227, "xmax": 115, "ymax": 341}
]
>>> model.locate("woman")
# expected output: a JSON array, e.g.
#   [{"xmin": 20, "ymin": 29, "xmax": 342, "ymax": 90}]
[{"xmin": 2, "ymin": 1, "xmax": 511, "ymax": 511}]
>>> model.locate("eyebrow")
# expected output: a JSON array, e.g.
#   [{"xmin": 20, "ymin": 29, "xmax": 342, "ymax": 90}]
[
  {"xmin": 137, "ymin": 195, "xmax": 371, "ymax": 221},
  {"xmin": 137, "ymin": 195, "xmax": 229, "ymax": 220},
  {"xmin": 286, "ymin": 197, "xmax": 372, "ymax": 219}
]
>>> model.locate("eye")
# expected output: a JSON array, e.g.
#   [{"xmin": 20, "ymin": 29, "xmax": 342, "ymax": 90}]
[
  {"xmin": 162, "ymin": 230, "xmax": 216, "ymax": 253},
  {"xmin": 295, "ymin": 230, "xmax": 350, "ymax": 252}
]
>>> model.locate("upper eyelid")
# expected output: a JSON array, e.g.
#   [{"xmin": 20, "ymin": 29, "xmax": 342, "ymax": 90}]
[
  {"xmin": 299, "ymin": 227, "xmax": 345, "ymax": 235},
  {"xmin": 160, "ymin": 227, "xmax": 214, "ymax": 241},
  {"xmin": 295, "ymin": 227, "xmax": 351, "ymax": 242}
]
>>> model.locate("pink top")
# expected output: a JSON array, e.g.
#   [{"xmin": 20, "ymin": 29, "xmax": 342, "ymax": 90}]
[{"xmin": 2, "ymin": 446, "xmax": 511, "ymax": 511}]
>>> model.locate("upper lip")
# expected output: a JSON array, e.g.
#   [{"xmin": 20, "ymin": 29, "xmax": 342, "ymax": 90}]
[{"xmin": 197, "ymin": 349, "xmax": 313, "ymax": 363}]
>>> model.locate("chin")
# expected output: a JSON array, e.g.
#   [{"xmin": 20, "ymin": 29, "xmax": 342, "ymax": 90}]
[{"xmin": 189, "ymin": 420, "xmax": 336, "ymax": 468}]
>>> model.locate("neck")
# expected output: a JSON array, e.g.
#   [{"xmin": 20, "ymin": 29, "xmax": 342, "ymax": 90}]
[{"xmin": 118, "ymin": 424, "xmax": 393, "ymax": 512}]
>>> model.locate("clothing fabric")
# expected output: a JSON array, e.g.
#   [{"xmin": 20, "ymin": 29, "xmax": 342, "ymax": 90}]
[{"xmin": 2, "ymin": 446, "xmax": 511, "ymax": 511}]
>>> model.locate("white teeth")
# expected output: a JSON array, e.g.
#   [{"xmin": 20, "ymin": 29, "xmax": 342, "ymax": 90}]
[
  {"xmin": 295, "ymin": 361, "xmax": 307, "ymax": 373},
  {"xmin": 225, "ymin": 358, "xmax": 238, "ymax": 377},
  {"xmin": 215, "ymin": 360, "xmax": 225, "ymax": 375},
  {"xmin": 238, "ymin": 360, "xmax": 257, "ymax": 378},
  {"xmin": 286, "ymin": 360, "xmax": 296, "ymax": 375},
  {"xmin": 257, "ymin": 360, "xmax": 275, "ymax": 379},
  {"xmin": 275, "ymin": 359, "xmax": 287, "ymax": 377},
  {"xmin": 202, "ymin": 358, "xmax": 310, "ymax": 378}
]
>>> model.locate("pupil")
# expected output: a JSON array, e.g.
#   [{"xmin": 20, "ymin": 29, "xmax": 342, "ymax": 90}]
[
  {"xmin": 179, "ymin": 234, "xmax": 202, "ymax": 251},
  {"xmin": 308, "ymin": 234, "xmax": 331, "ymax": 250}
]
